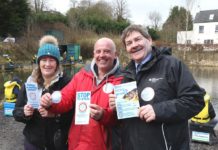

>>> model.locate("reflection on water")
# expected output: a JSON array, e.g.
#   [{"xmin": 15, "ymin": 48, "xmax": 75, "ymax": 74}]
[
  {"xmin": 190, "ymin": 66, "xmax": 218, "ymax": 99},
  {"xmin": 1, "ymin": 65, "xmax": 217, "ymax": 117},
  {"xmin": 189, "ymin": 66, "xmax": 218, "ymax": 117}
]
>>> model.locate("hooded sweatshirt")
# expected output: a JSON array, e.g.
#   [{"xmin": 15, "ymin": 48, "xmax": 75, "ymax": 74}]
[{"xmin": 50, "ymin": 58, "xmax": 123, "ymax": 150}]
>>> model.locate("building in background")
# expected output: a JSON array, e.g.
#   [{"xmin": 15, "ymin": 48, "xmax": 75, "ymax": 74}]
[{"xmin": 177, "ymin": 9, "xmax": 218, "ymax": 45}]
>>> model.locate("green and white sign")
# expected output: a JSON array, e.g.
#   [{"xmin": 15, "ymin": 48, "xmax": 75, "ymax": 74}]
[{"xmin": 192, "ymin": 131, "xmax": 210, "ymax": 142}]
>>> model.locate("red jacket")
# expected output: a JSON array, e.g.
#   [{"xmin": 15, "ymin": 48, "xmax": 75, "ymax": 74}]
[{"xmin": 50, "ymin": 61, "xmax": 123, "ymax": 150}]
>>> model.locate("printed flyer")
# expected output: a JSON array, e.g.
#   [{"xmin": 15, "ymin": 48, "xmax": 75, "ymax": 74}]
[
  {"xmin": 25, "ymin": 83, "xmax": 42, "ymax": 109},
  {"xmin": 114, "ymin": 81, "xmax": 140, "ymax": 119},
  {"xmin": 75, "ymin": 91, "xmax": 91, "ymax": 125}
]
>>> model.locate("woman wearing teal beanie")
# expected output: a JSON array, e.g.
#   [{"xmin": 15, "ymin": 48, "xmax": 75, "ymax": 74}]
[
  {"xmin": 13, "ymin": 35, "xmax": 73, "ymax": 150},
  {"xmin": 37, "ymin": 35, "xmax": 60, "ymax": 64}
]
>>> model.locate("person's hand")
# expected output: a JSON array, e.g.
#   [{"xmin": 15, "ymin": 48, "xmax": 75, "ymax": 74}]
[
  {"xmin": 109, "ymin": 94, "xmax": 116, "ymax": 111},
  {"xmin": 40, "ymin": 93, "xmax": 52, "ymax": 108},
  {"xmin": 24, "ymin": 104, "xmax": 34, "ymax": 117},
  {"xmin": 138, "ymin": 104, "xmax": 156, "ymax": 122},
  {"xmin": 90, "ymin": 104, "xmax": 104, "ymax": 121},
  {"xmin": 38, "ymin": 106, "xmax": 55, "ymax": 117}
]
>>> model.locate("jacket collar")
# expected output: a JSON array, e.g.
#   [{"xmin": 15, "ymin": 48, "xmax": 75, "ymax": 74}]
[
  {"xmin": 90, "ymin": 57, "xmax": 120, "ymax": 78},
  {"xmin": 27, "ymin": 67, "xmax": 63, "ymax": 88}
]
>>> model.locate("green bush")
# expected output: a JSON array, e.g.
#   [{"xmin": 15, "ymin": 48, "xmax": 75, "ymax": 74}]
[{"xmin": 32, "ymin": 11, "xmax": 68, "ymax": 25}]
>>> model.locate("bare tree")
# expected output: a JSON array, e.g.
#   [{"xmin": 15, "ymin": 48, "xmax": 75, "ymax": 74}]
[
  {"xmin": 148, "ymin": 11, "xmax": 162, "ymax": 30},
  {"xmin": 184, "ymin": 0, "xmax": 195, "ymax": 60},
  {"xmin": 112, "ymin": 0, "xmax": 129, "ymax": 21},
  {"xmin": 28, "ymin": 0, "xmax": 48, "ymax": 12},
  {"xmin": 79, "ymin": 0, "xmax": 92, "ymax": 7},
  {"xmin": 70, "ymin": 0, "xmax": 78, "ymax": 8},
  {"xmin": 185, "ymin": 0, "xmax": 195, "ymax": 42}
]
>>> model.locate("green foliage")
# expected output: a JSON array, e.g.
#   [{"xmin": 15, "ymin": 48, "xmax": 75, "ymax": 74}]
[
  {"xmin": 0, "ymin": 0, "xmax": 30, "ymax": 37},
  {"xmin": 78, "ymin": 16, "xmax": 129, "ymax": 34},
  {"xmin": 67, "ymin": 1, "xmax": 130, "ymax": 34},
  {"xmin": 32, "ymin": 11, "xmax": 68, "ymax": 25},
  {"xmin": 161, "ymin": 6, "xmax": 193, "ymax": 43},
  {"xmin": 147, "ymin": 27, "xmax": 160, "ymax": 41},
  {"xmin": 164, "ymin": 6, "xmax": 193, "ymax": 30}
]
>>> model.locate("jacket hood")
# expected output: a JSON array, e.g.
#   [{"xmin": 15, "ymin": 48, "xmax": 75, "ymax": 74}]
[
  {"xmin": 90, "ymin": 57, "xmax": 120, "ymax": 79},
  {"xmin": 159, "ymin": 47, "xmax": 172, "ymax": 55}
]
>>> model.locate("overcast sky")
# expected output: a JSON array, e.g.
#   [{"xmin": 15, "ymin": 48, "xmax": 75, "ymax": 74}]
[{"xmin": 49, "ymin": 0, "xmax": 218, "ymax": 26}]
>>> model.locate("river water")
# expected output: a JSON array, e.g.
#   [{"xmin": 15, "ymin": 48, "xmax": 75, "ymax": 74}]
[
  {"xmin": 189, "ymin": 66, "xmax": 218, "ymax": 119},
  {"xmin": 0, "ymin": 65, "xmax": 218, "ymax": 117}
]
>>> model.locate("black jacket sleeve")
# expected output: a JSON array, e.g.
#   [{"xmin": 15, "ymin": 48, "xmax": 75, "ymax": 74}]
[
  {"xmin": 13, "ymin": 84, "xmax": 32, "ymax": 123},
  {"xmin": 153, "ymin": 58, "xmax": 206, "ymax": 123},
  {"xmin": 209, "ymin": 102, "xmax": 216, "ymax": 120}
]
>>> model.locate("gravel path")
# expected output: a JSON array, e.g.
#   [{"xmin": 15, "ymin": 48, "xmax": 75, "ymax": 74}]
[
  {"xmin": 0, "ymin": 109, "xmax": 24, "ymax": 150},
  {"xmin": 0, "ymin": 109, "xmax": 217, "ymax": 150}
]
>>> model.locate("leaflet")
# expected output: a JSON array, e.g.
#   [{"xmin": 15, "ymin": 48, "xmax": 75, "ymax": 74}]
[
  {"xmin": 75, "ymin": 91, "xmax": 91, "ymax": 125},
  {"xmin": 114, "ymin": 81, "xmax": 140, "ymax": 119},
  {"xmin": 25, "ymin": 83, "xmax": 42, "ymax": 109}
]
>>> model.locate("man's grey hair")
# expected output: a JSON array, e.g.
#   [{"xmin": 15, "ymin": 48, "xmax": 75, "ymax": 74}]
[{"xmin": 121, "ymin": 24, "xmax": 151, "ymax": 47}]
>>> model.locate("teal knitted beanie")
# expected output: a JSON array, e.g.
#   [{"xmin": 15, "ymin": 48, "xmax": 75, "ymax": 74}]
[{"xmin": 37, "ymin": 35, "xmax": 60, "ymax": 64}]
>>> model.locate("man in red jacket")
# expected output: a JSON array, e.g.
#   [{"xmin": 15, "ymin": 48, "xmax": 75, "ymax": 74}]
[{"xmin": 41, "ymin": 37, "xmax": 123, "ymax": 150}]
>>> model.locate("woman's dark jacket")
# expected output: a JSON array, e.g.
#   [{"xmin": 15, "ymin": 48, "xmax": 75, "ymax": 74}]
[
  {"xmin": 13, "ymin": 74, "xmax": 73, "ymax": 150},
  {"xmin": 120, "ymin": 47, "xmax": 205, "ymax": 150}
]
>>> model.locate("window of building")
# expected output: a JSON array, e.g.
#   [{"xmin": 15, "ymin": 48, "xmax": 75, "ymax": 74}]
[
  {"xmin": 186, "ymin": 40, "xmax": 191, "ymax": 44},
  {"xmin": 215, "ymin": 25, "xmax": 218, "ymax": 33},
  {"xmin": 199, "ymin": 26, "xmax": 204, "ymax": 33},
  {"xmin": 209, "ymin": 14, "xmax": 214, "ymax": 20},
  {"xmin": 204, "ymin": 40, "xmax": 213, "ymax": 44}
]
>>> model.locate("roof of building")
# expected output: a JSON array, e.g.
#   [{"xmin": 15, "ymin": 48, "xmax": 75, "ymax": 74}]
[{"xmin": 194, "ymin": 9, "xmax": 218, "ymax": 23}]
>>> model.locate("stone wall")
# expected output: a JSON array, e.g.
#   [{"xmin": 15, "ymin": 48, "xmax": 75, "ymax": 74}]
[{"xmin": 172, "ymin": 44, "xmax": 218, "ymax": 67}]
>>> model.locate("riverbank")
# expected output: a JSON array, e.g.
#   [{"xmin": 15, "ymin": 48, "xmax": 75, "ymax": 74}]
[
  {"xmin": 0, "ymin": 110, "xmax": 24, "ymax": 150},
  {"xmin": 0, "ymin": 109, "xmax": 217, "ymax": 150},
  {"xmin": 172, "ymin": 46, "xmax": 218, "ymax": 67}
]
